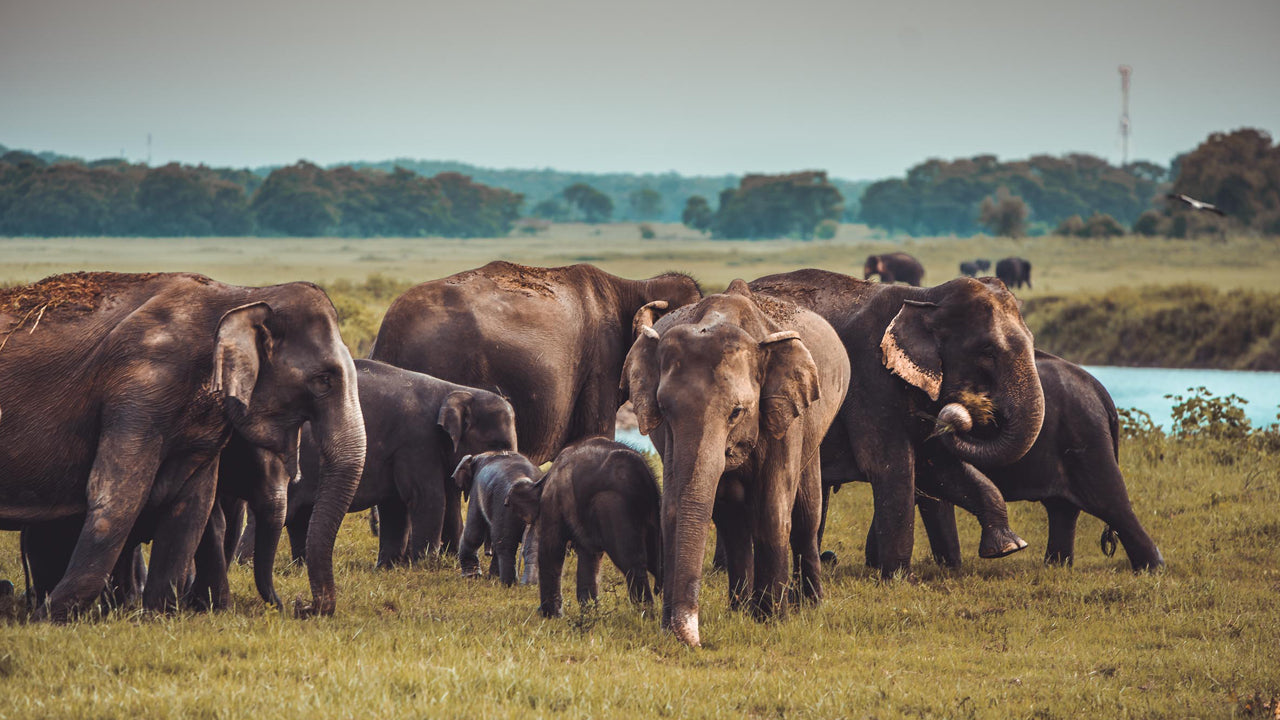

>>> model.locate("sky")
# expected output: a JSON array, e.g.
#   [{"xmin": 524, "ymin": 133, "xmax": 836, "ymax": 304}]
[{"xmin": 2, "ymin": 0, "xmax": 1278, "ymax": 180}]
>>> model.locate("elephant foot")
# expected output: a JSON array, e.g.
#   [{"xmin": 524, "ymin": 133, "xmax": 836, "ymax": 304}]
[
  {"xmin": 979, "ymin": 526, "xmax": 1028, "ymax": 559},
  {"xmin": 819, "ymin": 550, "xmax": 838, "ymax": 567},
  {"xmin": 538, "ymin": 601, "xmax": 563, "ymax": 619}
]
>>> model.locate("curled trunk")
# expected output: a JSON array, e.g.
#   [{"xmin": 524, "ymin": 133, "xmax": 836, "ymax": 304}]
[{"xmin": 940, "ymin": 363, "xmax": 1045, "ymax": 467}]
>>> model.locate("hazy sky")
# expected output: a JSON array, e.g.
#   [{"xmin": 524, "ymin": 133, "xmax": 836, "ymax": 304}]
[{"xmin": 2, "ymin": 0, "xmax": 1277, "ymax": 179}]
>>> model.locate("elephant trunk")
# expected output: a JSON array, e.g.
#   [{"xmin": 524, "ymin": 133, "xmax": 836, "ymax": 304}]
[
  {"xmin": 302, "ymin": 385, "xmax": 366, "ymax": 616},
  {"xmin": 252, "ymin": 488, "xmax": 286, "ymax": 608},
  {"xmin": 662, "ymin": 429, "xmax": 725, "ymax": 648},
  {"xmin": 940, "ymin": 357, "xmax": 1044, "ymax": 468}
]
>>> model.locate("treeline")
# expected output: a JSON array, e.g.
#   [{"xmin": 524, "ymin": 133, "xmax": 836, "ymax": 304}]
[
  {"xmin": 0, "ymin": 152, "xmax": 521, "ymax": 237},
  {"xmin": 682, "ymin": 171, "xmax": 845, "ymax": 239},
  {"xmin": 860, "ymin": 153, "xmax": 1165, "ymax": 236},
  {"xmin": 1022, "ymin": 285, "xmax": 1280, "ymax": 371}
]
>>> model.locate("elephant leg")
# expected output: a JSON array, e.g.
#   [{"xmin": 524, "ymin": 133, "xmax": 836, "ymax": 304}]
[
  {"xmin": 1076, "ymin": 494, "xmax": 1163, "ymax": 571},
  {"xmin": 40, "ymin": 430, "xmax": 162, "ymax": 622},
  {"xmin": 494, "ymin": 510, "xmax": 524, "ymax": 587},
  {"xmin": 605, "ymin": 514, "xmax": 653, "ymax": 606},
  {"xmin": 575, "ymin": 550, "xmax": 603, "ymax": 606},
  {"xmin": 376, "ymin": 501, "xmax": 410, "ymax": 569},
  {"xmin": 748, "ymin": 466, "xmax": 797, "ymax": 620},
  {"xmin": 711, "ymin": 535, "xmax": 727, "ymax": 572},
  {"xmin": 917, "ymin": 497, "xmax": 963, "ymax": 569},
  {"xmin": 187, "ymin": 500, "xmax": 231, "ymax": 611},
  {"xmin": 789, "ymin": 460, "xmax": 823, "ymax": 605},
  {"xmin": 234, "ymin": 505, "xmax": 256, "ymax": 564},
  {"xmin": 222, "ymin": 498, "xmax": 246, "ymax": 565},
  {"xmin": 23, "ymin": 516, "xmax": 81, "ymax": 608},
  {"xmin": 457, "ymin": 502, "xmax": 488, "ymax": 578},
  {"xmin": 1043, "ymin": 499, "xmax": 1080, "ymax": 566},
  {"xmin": 108, "ymin": 542, "xmax": 147, "ymax": 607},
  {"xmin": 860, "ymin": 430, "xmax": 918, "ymax": 577},
  {"xmin": 368, "ymin": 506, "xmax": 380, "ymax": 537},
  {"xmin": 440, "ymin": 479, "xmax": 463, "ymax": 556},
  {"xmin": 398, "ymin": 451, "xmax": 445, "ymax": 563},
  {"xmin": 520, "ymin": 524, "xmax": 539, "ymax": 585},
  {"xmin": 285, "ymin": 504, "xmax": 312, "ymax": 564},
  {"xmin": 917, "ymin": 456, "xmax": 1026, "ymax": 559},
  {"xmin": 536, "ymin": 521, "xmax": 567, "ymax": 618},
  {"xmin": 712, "ymin": 495, "xmax": 753, "ymax": 611},
  {"xmin": 144, "ymin": 459, "xmax": 220, "ymax": 613}
]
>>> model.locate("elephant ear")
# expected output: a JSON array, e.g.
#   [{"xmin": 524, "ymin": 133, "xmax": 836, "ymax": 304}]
[
  {"xmin": 437, "ymin": 391, "xmax": 473, "ymax": 453},
  {"xmin": 622, "ymin": 308, "xmax": 663, "ymax": 435},
  {"xmin": 631, "ymin": 300, "xmax": 669, "ymax": 340},
  {"xmin": 452, "ymin": 455, "xmax": 476, "ymax": 497},
  {"xmin": 504, "ymin": 476, "xmax": 545, "ymax": 525},
  {"xmin": 213, "ymin": 302, "xmax": 274, "ymax": 422},
  {"xmin": 759, "ymin": 331, "xmax": 821, "ymax": 439},
  {"xmin": 724, "ymin": 278, "xmax": 752, "ymax": 297},
  {"xmin": 880, "ymin": 300, "xmax": 942, "ymax": 401}
]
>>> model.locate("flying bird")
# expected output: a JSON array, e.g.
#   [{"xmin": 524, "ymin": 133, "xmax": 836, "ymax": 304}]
[{"xmin": 1166, "ymin": 193, "xmax": 1226, "ymax": 216}]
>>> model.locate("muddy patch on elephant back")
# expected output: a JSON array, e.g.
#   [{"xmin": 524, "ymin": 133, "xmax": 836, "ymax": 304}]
[
  {"xmin": 750, "ymin": 291, "xmax": 801, "ymax": 327},
  {"xmin": 448, "ymin": 261, "xmax": 561, "ymax": 298},
  {"xmin": 0, "ymin": 271, "xmax": 165, "ymax": 319}
]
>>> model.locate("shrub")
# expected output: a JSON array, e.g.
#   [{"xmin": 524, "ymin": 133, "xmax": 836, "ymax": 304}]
[
  {"xmin": 638, "ymin": 223, "xmax": 656, "ymax": 239},
  {"xmin": 814, "ymin": 218, "xmax": 839, "ymax": 240},
  {"xmin": 1165, "ymin": 386, "xmax": 1251, "ymax": 442}
]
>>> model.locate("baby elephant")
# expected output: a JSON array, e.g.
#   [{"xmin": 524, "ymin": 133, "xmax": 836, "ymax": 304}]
[
  {"xmin": 452, "ymin": 451, "xmax": 539, "ymax": 585},
  {"xmin": 506, "ymin": 437, "xmax": 662, "ymax": 618}
]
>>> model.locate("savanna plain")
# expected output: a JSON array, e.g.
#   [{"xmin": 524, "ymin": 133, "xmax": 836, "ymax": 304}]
[{"xmin": 1, "ymin": 227, "xmax": 1278, "ymax": 719}]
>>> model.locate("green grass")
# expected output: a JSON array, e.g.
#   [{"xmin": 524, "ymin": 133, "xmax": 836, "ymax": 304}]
[{"xmin": 1, "ymin": 435, "xmax": 1278, "ymax": 719}]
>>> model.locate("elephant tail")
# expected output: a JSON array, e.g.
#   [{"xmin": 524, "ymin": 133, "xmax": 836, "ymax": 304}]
[{"xmin": 1100, "ymin": 526, "xmax": 1119, "ymax": 557}]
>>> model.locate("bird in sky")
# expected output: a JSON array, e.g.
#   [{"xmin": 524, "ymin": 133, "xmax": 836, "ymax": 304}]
[{"xmin": 1166, "ymin": 193, "xmax": 1227, "ymax": 216}]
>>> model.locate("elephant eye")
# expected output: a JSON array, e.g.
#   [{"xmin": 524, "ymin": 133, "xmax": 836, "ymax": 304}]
[
  {"xmin": 729, "ymin": 406, "xmax": 745, "ymax": 422},
  {"xmin": 307, "ymin": 373, "xmax": 333, "ymax": 398}
]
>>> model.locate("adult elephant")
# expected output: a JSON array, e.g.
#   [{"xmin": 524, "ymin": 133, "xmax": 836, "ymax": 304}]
[
  {"xmin": 370, "ymin": 262, "xmax": 701, "ymax": 549},
  {"xmin": 0, "ymin": 272, "xmax": 366, "ymax": 621},
  {"xmin": 749, "ymin": 269, "xmax": 1044, "ymax": 576},
  {"xmin": 910, "ymin": 352, "xmax": 1164, "ymax": 571},
  {"xmin": 995, "ymin": 257, "xmax": 1032, "ymax": 290},
  {"xmin": 622, "ymin": 280, "xmax": 849, "ymax": 647},
  {"xmin": 863, "ymin": 252, "xmax": 925, "ymax": 287}
]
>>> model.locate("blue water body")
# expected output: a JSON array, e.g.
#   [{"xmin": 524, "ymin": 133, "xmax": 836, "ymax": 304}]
[{"xmin": 614, "ymin": 367, "xmax": 1280, "ymax": 451}]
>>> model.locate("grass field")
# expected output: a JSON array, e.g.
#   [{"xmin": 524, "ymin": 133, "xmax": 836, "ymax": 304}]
[{"xmin": 2, "ymin": 230, "xmax": 1279, "ymax": 718}]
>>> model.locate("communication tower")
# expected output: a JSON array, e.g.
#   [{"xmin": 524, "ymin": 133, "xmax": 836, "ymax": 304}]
[{"xmin": 1118, "ymin": 65, "xmax": 1132, "ymax": 166}]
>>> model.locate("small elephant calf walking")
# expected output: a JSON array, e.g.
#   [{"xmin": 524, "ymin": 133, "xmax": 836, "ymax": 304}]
[
  {"xmin": 452, "ymin": 451, "xmax": 539, "ymax": 585},
  {"xmin": 506, "ymin": 437, "xmax": 662, "ymax": 618}
]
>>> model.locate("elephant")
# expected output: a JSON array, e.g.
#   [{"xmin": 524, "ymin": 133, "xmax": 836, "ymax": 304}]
[
  {"xmin": 863, "ymin": 252, "xmax": 925, "ymax": 287},
  {"xmin": 505, "ymin": 437, "xmax": 662, "ymax": 618},
  {"xmin": 906, "ymin": 352, "xmax": 1164, "ymax": 571},
  {"xmin": 17, "ymin": 517, "xmax": 148, "ymax": 611},
  {"xmin": 622, "ymin": 280, "xmax": 850, "ymax": 647},
  {"xmin": 995, "ymin": 257, "xmax": 1032, "ymax": 290},
  {"xmin": 748, "ymin": 269, "xmax": 1045, "ymax": 577},
  {"xmin": 452, "ymin": 451, "xmax": 539, "ymax": 586},
  {"xmin": 369, "ymin": 261, "xmax": 702, "ymax": 551},
  {"xmin": 0, "ymin": 272, "xmax": 365, "ymax": 621},
  {"xmin": 959, "ymin": 259, "xmax": 991, "ymax": 278}
]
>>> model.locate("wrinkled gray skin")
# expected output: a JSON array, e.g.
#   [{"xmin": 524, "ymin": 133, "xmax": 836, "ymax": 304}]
[
  {"xmin": 749, "ymin": 269, "xmax": 1044, "ymax": 577},
  {"xmin": 452, "ymin": 451, "xmax": 539, "ymax": 586},
  {"xmin": 907, "ymin": 352, "xmax": 1164, "ymax": 571},
  {"xmin": 369, "ymin": 262, "xmax": 701, "ymax": 551},
  {"xmin": 995, "ymin": 257, "xmax": 1032, "ymax": 290},
  {"xmin": 864, "ymin": 253, "xmax": 925, "ymax": 287},
  {"xmin": 0, "ymin": 272, "xmax": 366, "ymax": 621},
  {"xmin": 623, "ymin": 280, "xmax": 850, "ymax": 647},
  {"xmin": 506, "ymin": 437, "xmax": 662, "ymax": 618}
]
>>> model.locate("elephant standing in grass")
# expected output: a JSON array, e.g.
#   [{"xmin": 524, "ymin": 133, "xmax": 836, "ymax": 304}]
[
  {"xmin": 452, "ymin": 451, "xmax": 540, "ymax": 586},
  {"xmin": 0, "ymin": 272, "xmax": 365, "ymax": 621},
  {"xmin": 996, "ymin": 257, "xmax": 1032, "ymax": 290},
  {"xmin": 909, "ymin": 352, "xmax": 1164, "ymax": 571},
  {"xmin": 749, "ymin": 269, "xmax": 1044, "ymax": 576},
  {"xmin": 864, "ymin": 253, "xmax": 925, "ymax": 286},
  {"xmin": 506, "ymin": 437, "xmax": 662, "ymax": 618},
  {"xmin": 369, "ymin": 261, "xmax": 702, "ymax": 551},
  {"xmin": 623, "ymin": 280, "xmax": 850, "ymax": 647}
]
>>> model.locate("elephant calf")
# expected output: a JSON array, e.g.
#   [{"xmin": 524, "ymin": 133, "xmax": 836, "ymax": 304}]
[
  {"xmin": 452, "ymin": 451, "xmax": 539, "ymax": 585},
  {"xmin": 506, "ymin": 437, "xmax": 662, "ymax": 618}
]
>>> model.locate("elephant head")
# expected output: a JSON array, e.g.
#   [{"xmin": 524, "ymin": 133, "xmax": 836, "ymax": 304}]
[
  {"xmin": 880, "ymin": 277, "xmax": 1044, "ymax": 467},
  {"xmin": 505, "ymin": 476, "xmax": 545, "ymax": 525},
  {"xmin": 212, "ymin": 284, "xmax": 366, "ymax": 616},
  {"xmin": 622, "ymin": 281, "xmax": 820, "ymax": 647},
  {"xmin": 863, "ymin": 255, "xmax": 881, "ymax": 280},
  {"xmin": 437, "ymin": 389, "xmax": 518, "ymax": 462}
]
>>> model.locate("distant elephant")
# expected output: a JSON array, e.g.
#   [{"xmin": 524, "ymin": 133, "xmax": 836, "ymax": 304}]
[
  {"xmin": 749, "ymin": 269, "xmax": 1044, "ymax": 577},
  {"xmin": 909, "ymin": 352, "xmax": 1164, "ymax": 571},
  {"xmin": 369, "ymin": 262, "xmax": 702, "ymax": 551},
  {"xmin": 959, "ymin": 259, "xmax": 992, "ymax": 277},
  {"xmin": 0, "ymin": 272, "xmax": 365, "ymax": 621},
  {"xmin": 863, "ymin": 252, "xmax": 925, "ymax": 286},
  {"xmin": 452, "ymin": 451, "xmax": 539, "ymax": 586},
  {"xmin": 506, "ymin": 437, "xmax": 662, "ymax": 618},
  {"xmin": 623, "ymin": 280, "xmax": 850, "ymax": 647},
  {"xmin": 996, "ymin": 257, "xmax": 1032, "ymax": 290}
]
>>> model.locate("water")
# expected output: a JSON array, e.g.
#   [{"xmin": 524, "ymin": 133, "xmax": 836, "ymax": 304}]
[{"xmin": 613, "ymin": 367, "xmax": 1280, "ymax": 450}]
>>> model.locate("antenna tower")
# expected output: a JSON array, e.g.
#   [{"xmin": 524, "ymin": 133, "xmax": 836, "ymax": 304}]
[
  {"xmin": 146, "ymin": 132, "xmax": 152, "ymax": 166},
  {"xmin": 1118, "ymin": 65, "xmax": 1132, "ymax": 166}
]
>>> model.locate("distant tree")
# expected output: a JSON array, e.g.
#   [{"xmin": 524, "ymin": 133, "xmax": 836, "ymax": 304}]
[
  {"xmin": 682, "ymin": 195, "xmax": 713, "ymax": 233},
  {"xmin": 712, "ymin": 171, "xmax": 843, "ymax": 239},
  {"xmin": 1055, "ymin": 215, "xmax": 1085, "ymax": 237},
  {"xmin": 251, "ymin": 162, "xmax": 340, "ymax": 236},
  {"xmin": 563, "ymin": 182, "xmax": 613, "ymax": 223},
  {"xmin": 1166, "ymin": 128, "xmax": 1280, "ymax": 231},
  {"xmin": 531, "ymin": 198, "xmax": 569, "ymax": 221},
  {"xmin": 977, "ymin": 187, "xmax": 1029, "ymax": 238},
  {"xmin": 814, "ymin": 218, "xmax": 839, "ymax": 240},
  {"xmin": 859, "ymin": 179, "xmax": 915, "ymax": 234},
  {"xmin": 1082, "ymin": 212, "xmax": 1126, "ymax": 238},
  {"xmin": 1132, "ymin": 210, "xmax": 1162, "ymax": 237},
  {"xmin": 628, "ymin": 187, "xmax": 663, "ymax": 220}
]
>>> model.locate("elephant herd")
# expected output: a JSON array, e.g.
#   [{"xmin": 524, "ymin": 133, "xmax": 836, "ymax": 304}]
[{"xmin": 0, "ymin": 260, "xmax": 1160, "ymax": 647}]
